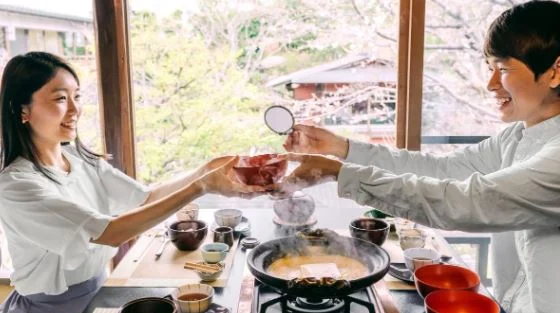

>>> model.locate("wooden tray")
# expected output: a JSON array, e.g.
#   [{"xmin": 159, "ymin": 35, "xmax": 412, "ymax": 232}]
[{"xmin": 105, "ymin": 231, "xmax": 239, "ymax": 287}]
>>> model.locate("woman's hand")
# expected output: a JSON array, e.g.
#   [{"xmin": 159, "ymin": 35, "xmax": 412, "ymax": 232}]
[
  {"xmin": 283, "ymin": 124, "xmax": 349, "ymax": 159},
  {"xmin": 275, "ymin": 153, "xmax": 343, "ymax": 193},
  {"xmin": 197, "ymin": 156, "xmax": 267, "ymax": 199},
  {"xmin": 195, "ymin": 155, "xmax": 234, "ymax": 177}
]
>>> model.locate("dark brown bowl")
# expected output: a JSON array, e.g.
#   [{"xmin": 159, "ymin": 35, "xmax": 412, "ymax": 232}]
[
  {"xmin": 414, "ymin": 264, "xmax": 480, "ymax": 298},
  {"xmin": 233, "ymin": 154, "xmax": 287, "ymax": 186},
  {"xmin": 349, "ymin": 218, "xmax": 390, "ymax": 246},
  {"xmin": 425, "ymin": 290, "xmax": 500, "ymax": 313},
  {"xmin": 168, "ymin": 220, "xmax": 208, "ymax": 251},
  {"xmin": 119, "ymin": 296, "xmax": 177, "ymax": 313}
]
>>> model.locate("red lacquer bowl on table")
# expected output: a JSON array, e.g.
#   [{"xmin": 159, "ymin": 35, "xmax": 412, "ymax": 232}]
[
  {"xmin": 233, "ymin": 154, "xmax": 287, "ymax": 186},
  {"xmin": 424, "ymin": 289, "xmax": 500, "ymax": 313},
  {"xmin": 414, "ymin": 264, "xmax": 480, "ymax": 298}
]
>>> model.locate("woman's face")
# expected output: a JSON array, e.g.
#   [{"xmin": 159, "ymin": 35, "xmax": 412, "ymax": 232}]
[
  {"xmin": 22, "ymin": 69, "xmax": 81, "ymax": 147},
  {"xmin": 486, "ymin": 57, "xmax": 560, "ymax": 127}
]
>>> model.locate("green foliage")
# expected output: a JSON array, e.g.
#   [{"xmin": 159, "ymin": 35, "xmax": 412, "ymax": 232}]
[{"xmin": 129, "ymin": 11, "xmax": 280, "ymax": 183}]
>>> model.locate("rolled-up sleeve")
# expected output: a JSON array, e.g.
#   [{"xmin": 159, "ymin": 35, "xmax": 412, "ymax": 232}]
[
  {"xmin": 97, "ymin": 158, "xmax": 150, "ymax": 215},
  {"xmin": 338, "ymin": 141, "xmax": 560, "ymax": 232},
  {"xmin": 0, "ymin": 174, "xmax": 111, "ymax": 256},
  {"xmin": 345, "ymin": 126, "xmax": 508, "ymax": 179}
]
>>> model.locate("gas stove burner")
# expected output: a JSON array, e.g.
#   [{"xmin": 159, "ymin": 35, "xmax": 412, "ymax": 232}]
[
  {"xmin": 287, "ymin": 297, "xmax": 344, "ymax": 313},
  {"xmin": 252, "ymin": 281, "xmax": 377, "ymax": 313}
]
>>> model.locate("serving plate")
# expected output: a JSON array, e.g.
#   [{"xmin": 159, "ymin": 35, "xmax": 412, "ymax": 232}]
[{"xmin": 388, "ymin": 262, "xmax": 415, "ymax": 284}]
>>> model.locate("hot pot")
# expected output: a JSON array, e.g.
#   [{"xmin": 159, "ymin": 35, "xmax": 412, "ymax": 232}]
[{"xmin": 247, "ymin": 229, "xmax": 390, "ymax": 299}]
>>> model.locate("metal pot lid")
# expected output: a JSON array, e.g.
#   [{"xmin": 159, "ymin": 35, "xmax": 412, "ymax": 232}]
[
  {"xmin": 241, "ymin": 237, "xmax": 260, "ymax": 249},
  {"xmin": 264, "ymin": 105, "xmax": 294, "ymax": 135}
]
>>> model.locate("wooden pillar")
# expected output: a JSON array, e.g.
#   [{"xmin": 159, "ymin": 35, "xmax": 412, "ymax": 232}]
[
  {"xmin": 93, "ymin": 0, "xmax": 137, "ymax": 267},
  {"xmin": 396, "ymin": 0, "xmax": 425, "ymax": 151},
  {"xmin": 405, "ymin": 0, "xmax": 426, "ymax": 151},
  {"xmin": 93, "ymin": 0, "xmax": 136, "ymax": 177},
  {"xmin": 396, "ymin": 0, "xmax": 411, "ymax": 149}
]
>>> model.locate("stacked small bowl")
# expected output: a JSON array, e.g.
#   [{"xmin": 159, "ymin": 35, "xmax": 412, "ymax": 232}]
[{"xmin": 414, "ymin": 263, "xmax": 500, "ymax": 313}]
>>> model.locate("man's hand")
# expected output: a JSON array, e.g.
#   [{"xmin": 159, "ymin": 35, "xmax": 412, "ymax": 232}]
[
  {"xmin": 274, "ymin": 153, "xmax": 343, "ymax": 193},
  {"xmin": 283, "ymin": 124, "xmax": 349, "ymax": 159}
]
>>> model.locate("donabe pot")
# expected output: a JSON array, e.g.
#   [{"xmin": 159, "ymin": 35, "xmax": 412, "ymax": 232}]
[{"xmin": 247, "ymin": 229, "xmax": 390, "ymax": 299}]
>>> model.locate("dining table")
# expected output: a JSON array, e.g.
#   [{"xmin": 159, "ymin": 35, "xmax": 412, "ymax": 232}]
[{"xmin": 84, "ymin": 182, "xmax": 506, "ymax": 313}]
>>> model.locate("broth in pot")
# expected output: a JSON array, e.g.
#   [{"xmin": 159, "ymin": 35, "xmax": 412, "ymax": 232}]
[{"xmin": 267, "ymin": 254, "xmax": 368, "ymax": 280}]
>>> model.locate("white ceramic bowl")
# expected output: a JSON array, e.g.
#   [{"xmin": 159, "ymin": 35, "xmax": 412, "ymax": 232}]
[
  {"xmin": 403, "ymin": 247, "xmax": 440, "ymax": 273},
  {"xmin": 214, "ymin": 209, "xmax": 242, "ymax": 228},
  {"xmin": 398, "ymin": 228, "xmax": 427, "ymax": 250},
  {"xmin": 176, "ymin": 203, "xmax": 200, "ymax": 221},
  {"xmin": 172, "ymin": 283, "xmax": 214, "ymax": 313},
  {"xmin": 194, "ymin": 262, "xmax": 224, "ymax": 282}
]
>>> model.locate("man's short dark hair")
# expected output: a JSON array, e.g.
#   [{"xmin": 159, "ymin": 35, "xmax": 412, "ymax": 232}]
[{"xmin": 484, "ymin": 0, "xmax": 560, "ymax": 84}]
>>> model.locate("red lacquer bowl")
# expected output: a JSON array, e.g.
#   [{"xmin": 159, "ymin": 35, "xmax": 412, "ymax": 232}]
[
  {"xmin": 424, "ymin": 289, "xmax": 500, "ymax": 313},
  {"xmin": 414, "ymin": 264, "xmax": 480, "ymax": 298},
  {"xmin": 233, "ymin": 154, "xmax": 287, "ymax": 186}
]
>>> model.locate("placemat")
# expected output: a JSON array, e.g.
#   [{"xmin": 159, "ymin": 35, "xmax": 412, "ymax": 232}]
[{"xmin": 105, "ymin": 231, "xmax": 239, "ymax": 287}]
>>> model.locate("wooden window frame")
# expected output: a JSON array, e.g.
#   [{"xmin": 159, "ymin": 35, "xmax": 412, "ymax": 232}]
[
  {"xmin": 93, "ymin": 0, "xmax": 425, "ymax": 166},
  {"xmin": 396, "ymin": 0, "xmax": 425, "ymax": 150},
  {"xmin": 93, "ymin": 0, "xmax": 136, "ymax": 177},
  {"xmin": 91, "ymin": 0, "xmax": 426, "ymax": 264},
  {"xmin": 93, "ymin": 0, "xmax": 136, "ymax": 267}
]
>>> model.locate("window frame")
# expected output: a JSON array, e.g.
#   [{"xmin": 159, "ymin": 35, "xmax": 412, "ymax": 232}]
[{"xmin": 92, "ymin": 0, "xmax": 426, "ymax": 179}]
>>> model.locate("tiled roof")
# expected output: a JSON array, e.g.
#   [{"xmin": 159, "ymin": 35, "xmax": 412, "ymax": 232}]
[{"xmin": 0, "ymin": 4, "xmax": 92, "ymax": 23}]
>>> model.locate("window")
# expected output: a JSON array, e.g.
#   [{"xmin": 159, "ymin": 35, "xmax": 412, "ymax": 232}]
[
  {"xmin": 0, "ymin": 1, "xmax": 102, "ymax": 150},
  {"xmin": 127, "ymin": 0, "xmax": 399, "ymax": 184},
  {"xmin": 0, "ymin": 0, "xmax": 101, "ymax": 271},
  {"xmin": 420, "ymin": 0, "xmax": 522, "ymax": 153}
]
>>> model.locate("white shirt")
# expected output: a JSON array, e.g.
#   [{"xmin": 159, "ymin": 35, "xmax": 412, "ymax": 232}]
[
  {"xmin": 337, "ymin": 115, "xmax": 560, "ymax": 313},
  {"xmin": 0, "ymin": 146, "xmax": 150, "ymax": 295}
]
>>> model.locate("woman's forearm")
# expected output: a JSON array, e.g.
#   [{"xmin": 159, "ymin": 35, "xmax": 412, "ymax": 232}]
[
  {"xmin": 142, "ymin": 166, "xmax": 206, "ymax": 205},
  {"xmin": 92, "ymin": 181, "xmax": 204, "ymax": 247}
]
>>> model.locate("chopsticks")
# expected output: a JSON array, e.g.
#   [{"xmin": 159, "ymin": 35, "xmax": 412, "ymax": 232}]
[{"xmin": 184, "ymin": 262, "xmax": 222, "ymax": 274}]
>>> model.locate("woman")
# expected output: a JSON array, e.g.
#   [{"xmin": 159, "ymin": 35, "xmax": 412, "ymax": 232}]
[
  {"xmin": 280, "ymin": 1, "xmax": 560, "ymax": 313},
  {"xmin": 0, "ymin": 52, "xmax": 263, "ymax": 312}
]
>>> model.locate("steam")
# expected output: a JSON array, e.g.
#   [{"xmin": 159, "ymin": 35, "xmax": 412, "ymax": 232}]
[
  {"xmin": 272, "ymin": 190, "xmax": 315, "ymax": 223},
  {"xmin": 279, "ymin": 167, "xmax": 336, "ymax": 194}
]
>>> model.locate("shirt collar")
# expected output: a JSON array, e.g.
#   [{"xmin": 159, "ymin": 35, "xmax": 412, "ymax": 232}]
[
  {"xmin": 8, "ymin": 147, "xmax": 87, "ymax": 184},
  {"xmin": 521, "ymin": 114, "xmax": 560, "ymax": 142},
  {"xmin": 50, "ymin": 147, "xmax": 86, "ymax": 183}
]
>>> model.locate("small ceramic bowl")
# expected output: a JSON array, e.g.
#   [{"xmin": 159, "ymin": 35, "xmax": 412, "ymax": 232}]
[
  {"xmin": 424, "ymin": 289, "xmax": 500, "ymax": 313},
  {"xmin": 214, "ymin": 209, "xmax": 242, "ymax": 228},
  {"xmin": 194, "ymin": 261, "xmax": 225, "ymax": 282},
  {"xmin": 403, "ymin": 248, "xmax": 441, "ymax": 272},
  {"xmin": 176, "ymin": 203, "xmax": 199, "ymax": 221},
  {"xmin": 172, "ymin": 283, "xmax": 214, "ymax": 313},
  {"xmin": 414, "ymin": 264, "xmax": 480, "ymax": 298},
  {"xmin": 167, "ymin": 220, "xmax": 208, "ymax": 251},
  {"xmin": 398, "ymin": 228, "xmax": 427, "ymax": 250},
  {"xmin": 349, "ymin": 218, "xmax": 390, "ymax": 246},
  {"xmin": 201, "ymin": 242, "xmax": 229, "ymax": 263}
]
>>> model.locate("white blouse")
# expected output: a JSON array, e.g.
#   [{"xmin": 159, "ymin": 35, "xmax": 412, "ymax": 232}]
[
  {"xmin": 337, "ymin": 115, "xmax": 560, "ymax": 313},
  {"xmin": 0, "ymin": 146, "xmax": 150, "ymax": 295}
]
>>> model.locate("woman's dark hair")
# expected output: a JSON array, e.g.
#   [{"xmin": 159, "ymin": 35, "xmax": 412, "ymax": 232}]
[
  {"xmin": 0, "ymin": 51, "xmax": 103, "ymax": 183},
  {"xmin": 484, "ymin": 0, "xmax": 560, "ymax": 93}
]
